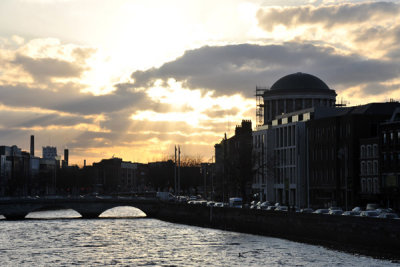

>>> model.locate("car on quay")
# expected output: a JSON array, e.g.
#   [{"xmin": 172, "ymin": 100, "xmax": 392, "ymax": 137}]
[
  {"xmin": 377, "ymin": 213, "xmax": 399, "ymax": 219},
  {"xmin": 266, "ymin": 205, "xmax": 276, "ymax": 211},
  {"xmin": 359, "ymin": 210, "xmax": 379, "ymax": 217},
  {"xmin": 275, "ymin": 206, "xmax": 288, "ymax": 212},
  {"xmin": 300, "ymin": 208, "xmax": 314, "ymax": 213},
  {"xmin": 206, "ymin": 201, "xmax": 215, "ymax": 207},
  {"xmin": 214, "ymin": 202, "xmax": 224, "ymax": 208},
  {"xmin": 313, "ymin": 209, "xmax": 330, "ymax": 215},
  {"xmin": 259, "ymin": 201, "xmax": 271, "ymax": 210},
  {"xmin": 342, "ymin": 211, "xmax": 360, "ymax": 216},
  {"xmin": 229, "ymin": 197, "xmax": 243, "ymax": 208},
  {"xmin": 329, "ymin": 210, "xmax": 343, "ymax": 215},
  {"xmin": 328, "ymin": 207, "xmax": 343, "ymax": 212},
  {"xmin": 375, "ymin": 208, "xmax": 394, "ymax": 215}
]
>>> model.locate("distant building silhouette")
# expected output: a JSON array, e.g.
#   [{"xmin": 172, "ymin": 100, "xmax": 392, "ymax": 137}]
[
  {"xmin": 215, "ymin": 120, "xmax": 253, "ymax": 202},
  {"xmin": 42, "ymin": 146, "xmax": 57, "ymax": 160},
  {"xmin": 30, "ymin": 135, "xmax": 34, "ymax": 156}
]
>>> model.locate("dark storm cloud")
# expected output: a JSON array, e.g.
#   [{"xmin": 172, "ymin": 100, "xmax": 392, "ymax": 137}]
[
  {"xmin": 256, "ymin": 2, "xmax": 400, "ymax": 31},
  {"xmin": 361, "ymin": 82, "xmax": 400, "ymax": 96},
  {"xmin": 12, "ymin": 54, "xmax": 85, "ymax": 82},
  {"xmin": 131, "ymin": 43, "xmax": 400, "ymax": 97},
  {"xmin": 0, "ymin": 109, "xmax": 93, "ymax": 128},
  {"xmin": 0, "ymin": 82, "xmax": 149, "ymax": 116}
]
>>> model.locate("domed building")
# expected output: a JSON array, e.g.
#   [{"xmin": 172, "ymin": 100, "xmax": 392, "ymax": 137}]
[{"xmin": 263, "ymin": 72, "xmax": 336, "ymax": 124}]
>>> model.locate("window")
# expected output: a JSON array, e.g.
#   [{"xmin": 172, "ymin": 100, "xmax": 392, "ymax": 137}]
[
  {"xmin": 367, "ymin": 162, "xmax": 372, "ymax": 175},
  {"xmin": 367, "ymin": 178, "xmax": 372, "ymax": 193},
  {"xmin": 361, "ymin": 145, "xmax": 366, "ymax": 158},
  {"xmin": 373, "ymin": 178, "xmax": 379, "ymax": 194},
  {"xmin": 373, "ymin": 144, "xmax": 378, "ymax": 157},
  {"xmin": 361, "ymin": 178, "xmax": 366, "ymax": 193},
  {"xmin": 367, "ymin": 145, "xmax": 372, "ymax": 157},
  {"xmin": 390, "ymin": 132, "xmax": 394, "ymax": 141},
  {"xmin": 361, "ymin": 162, "xmax": 366, "ymax": 175},
  {"xmin": 383, "ymin": 133, "xmax": 387, "ymax": 144},
  {"xmin": 373, "ymin": 161, "xmax": 378, "ymax": 175}
]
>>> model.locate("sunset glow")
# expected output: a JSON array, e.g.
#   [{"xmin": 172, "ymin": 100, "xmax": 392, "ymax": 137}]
[{"xmin": 1, "ymin": 0, "xmax": 399, "ymax": 165}]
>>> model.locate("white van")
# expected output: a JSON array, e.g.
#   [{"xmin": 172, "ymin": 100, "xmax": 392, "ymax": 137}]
[{"xmin": 229, "ymin": 197, "xmax": 243, "ymax": 208}]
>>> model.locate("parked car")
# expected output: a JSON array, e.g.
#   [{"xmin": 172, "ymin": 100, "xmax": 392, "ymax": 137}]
[
  {"xmin": 229, "ymin": 197, "xmax": 243, "ymax": 208},
  {"xmin": 313, "ymin": 209, "xmax": 329, "ymax": 214},
  {"xmin": 360, "ymin": 210, "xmax": 379, "ymax": 217},
  {"xmin": 328, "ymin": 207, "xmax": 343, "ymax": 212},
  {"xmin": 377, "ymin": 213, "xmax": 399, "ymax": 219},
  {"xmin": 342, "ymin": 211, "xmax": 360, "ymax": 216},
  {"xmin": 352, "ymin": 207, "xmax": 362, "ymax": 212},
  {"xmin": 214, "ymin": 202, "xmax": 224, "ymax": 207},
  {"xmin": 275, "ymin": 206, "xmax": 288, "ymax": 212},
  {"xmin": 329, "ymin": 210, "xmax": 343, "ymax": 215},
  {"xmin": 366, "ymin": 203, "xmax": 379, "ymax": 211},
  {"xmin": 375, "ymin": 208, "xmax": 394, "ymax": 214},
  {"xmin": 259, "ymin": 201, "xmax": 271, "ymax": 210},
  {"xmin": 300, "ymin": 208, "xmax": 314, "ymax": 213},
  {"xmin": 266, "ymin": 205, "xmax": 276, "ymax": 211},
  {"xmin": 206, "ymin": 201, "xmax": 215, "ymax": 207}
]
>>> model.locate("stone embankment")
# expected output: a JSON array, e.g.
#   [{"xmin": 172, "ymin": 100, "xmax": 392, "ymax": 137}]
[{"xmin": 153, "ymin": 202, "xmax": 400, "ymax": 260}]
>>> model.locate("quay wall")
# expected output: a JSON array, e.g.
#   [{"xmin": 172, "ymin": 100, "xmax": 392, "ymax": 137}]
[{"xmin": 153, "ymin": 203, "xmax": 400, "ymax": 260}]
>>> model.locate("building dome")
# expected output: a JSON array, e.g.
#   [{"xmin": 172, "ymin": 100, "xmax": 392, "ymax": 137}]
[
  {"xmin": 261, "ymin": 72, "xmax": 337, "ymax": 125},
  {"xmin": 270, "ymin": 72, "xmax": 330, "ymax": 91}
]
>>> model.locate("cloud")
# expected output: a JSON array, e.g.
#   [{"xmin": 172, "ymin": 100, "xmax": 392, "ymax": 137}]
[
  {"xmin": 131, "ymin": 43, "xmax": 400, "ymax": 97},
  {"xmin": 0, "ymin": 108, "xmax": 94, "ymax": 129},
  {"xmin": 12, "ymin": 54, "xmax": 85, "ymax": 82},
  {"xmin": 256, "ymin": 2, "xmax": 400, "ymax": 59},
  {"xmin": 256, "ymin": 2, "xmax": 400, "ymax": 31}
]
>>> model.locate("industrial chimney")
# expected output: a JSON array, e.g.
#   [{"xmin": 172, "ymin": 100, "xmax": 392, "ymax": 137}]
[
  {"xmin": 64, "ymin": 149, "xmax": 69, "ymax": 167},
  {"xmin": 30, "ymin": 135, "xmax": 34, "ymax": 156}
]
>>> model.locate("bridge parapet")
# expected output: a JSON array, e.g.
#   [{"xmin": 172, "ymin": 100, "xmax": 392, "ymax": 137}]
[{"xmin": 0, "ymin": 197, "xmax": 160, "ymax": 220}]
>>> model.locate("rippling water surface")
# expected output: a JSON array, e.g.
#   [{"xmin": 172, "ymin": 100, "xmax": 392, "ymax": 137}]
[{"xmin": 0, "ymin": 207, "xmax": 398, "ymax": 266}]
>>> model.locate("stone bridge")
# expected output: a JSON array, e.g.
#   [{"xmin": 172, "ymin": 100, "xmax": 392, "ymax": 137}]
[{"xmin": 0, "ymin": 197, "xmax": 160, "ymax": 220}]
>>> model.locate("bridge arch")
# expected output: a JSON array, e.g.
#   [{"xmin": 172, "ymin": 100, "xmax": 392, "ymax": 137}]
[{"xmin": 0, "ymin": 198, "xmax": 160, "ymax": 220}]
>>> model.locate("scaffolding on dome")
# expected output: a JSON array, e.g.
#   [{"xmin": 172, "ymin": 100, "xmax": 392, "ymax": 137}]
[{"xmin": 255, "ymin": 86, "xmax": 268, "ymax": 127}]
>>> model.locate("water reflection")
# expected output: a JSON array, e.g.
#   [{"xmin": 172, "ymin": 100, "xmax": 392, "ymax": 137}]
[
  {"xmin": 0, "ymin": 211, "xmax": 397, "ymax": 266},
  {"xmin": 23, "ymin": 206, "xmax": 146, "ymax": 219},
  {"xmin": 26, "ymin": 209, "xmax": 81, "ymax": 219},
  {"xmin": 99, "ymin": 206, "xmax": 146, "ymax": 218}
]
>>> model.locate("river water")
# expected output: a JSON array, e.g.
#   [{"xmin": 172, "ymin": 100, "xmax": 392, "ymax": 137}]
[{"xmin": 0, "ymin": 207, "xmax": 398, "ymax": 266}]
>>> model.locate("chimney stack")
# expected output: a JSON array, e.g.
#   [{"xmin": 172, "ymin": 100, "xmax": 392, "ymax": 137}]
[
  {"xmin": 30, "ymin": 135, "xmax": 34, "ymax": 156},
  {"xmin": 64, "ymin": 149, "xmax": 69, "ymax": 167}
]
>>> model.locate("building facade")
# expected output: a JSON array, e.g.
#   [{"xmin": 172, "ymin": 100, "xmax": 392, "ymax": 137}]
[
  {"xmin": 253, "ymin": 73, "xmax": 337, "ymax": 207},
  {"xmin": 380, "ymin": 108, "xmax": 400, "ymax": 210}
]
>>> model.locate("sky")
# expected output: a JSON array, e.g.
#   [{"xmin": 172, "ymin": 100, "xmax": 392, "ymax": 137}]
[{"xmin": 0, "ymin": 0, "xmax": 399, "ymax": 165}]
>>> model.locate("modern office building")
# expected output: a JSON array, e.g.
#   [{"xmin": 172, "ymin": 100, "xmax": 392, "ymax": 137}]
[{"xmin": 253, "ymin": 72, "xmax": 338, "ymax": 207}]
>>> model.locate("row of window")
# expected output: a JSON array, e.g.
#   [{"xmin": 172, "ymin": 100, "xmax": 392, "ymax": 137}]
[
  {"xmin": 360, "ymin": 160, "xmax": 378, "ymax": 176},
  {"xmin": 311, "ymin": 147, "xmax": 336, "ymax": 161},
  {"xmin": 310, "ymin": 169, "xmax": 336, "ymax": 185},
  {"xmin": 274, "ymin": 167, "xmax": 297, "ymax": 184},
  {"xmin": 383, "ymin": 131, "xmax": 400, "ymax": 144},
  {"xmin": 274, "ymin": 148, "xmax": 296, "ymax": 166},
  {"xmin": 360, "ymin": 178, "xmax": 379, "ymax": 194},
  {"xmin": 382, "ymin": 152, "xmax": 400, "ymax": 162},
  {"xmin": 274, "ymin": 125, "xmax": 296, "ymax": 148},
  {"xmin": 309, "ymin": 123, "xmax": 351, "ymax": 140},
  {"xmin": 360, "ymin": 144, "xmax": 378, "ymax": 159}
]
